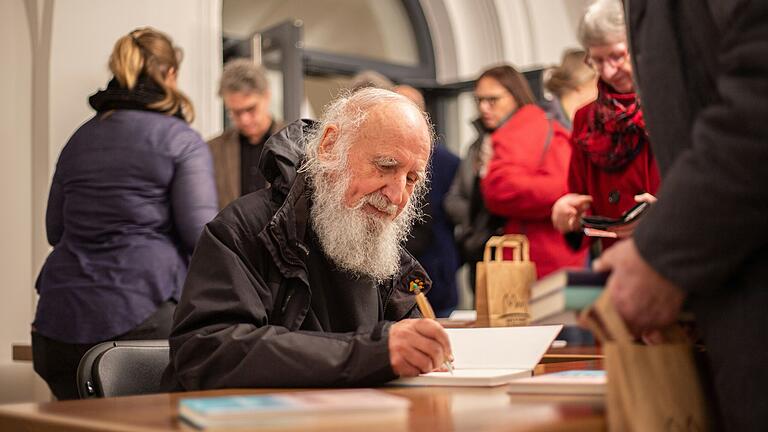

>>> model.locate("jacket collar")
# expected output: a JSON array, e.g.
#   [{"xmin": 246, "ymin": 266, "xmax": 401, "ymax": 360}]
[{"xmin": 259, "ymin": 119, "xmax": 315, "ymax": 199}]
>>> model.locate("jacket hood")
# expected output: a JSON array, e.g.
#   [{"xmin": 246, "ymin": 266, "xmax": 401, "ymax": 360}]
[{"xmin": 259, "ymin": 119, "xmax": 317, "ymax": 198}]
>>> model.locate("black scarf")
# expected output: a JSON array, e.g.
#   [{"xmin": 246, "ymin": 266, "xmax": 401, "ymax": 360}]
[{"xmin": 88, "ymin": 74, "xmax": 184, "ymax": 120}]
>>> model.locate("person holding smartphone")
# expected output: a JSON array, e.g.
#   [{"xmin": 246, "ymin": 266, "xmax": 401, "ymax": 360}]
[{"xmin": 551, "ymin": 0, "xmax": 659, "ymax": 254}]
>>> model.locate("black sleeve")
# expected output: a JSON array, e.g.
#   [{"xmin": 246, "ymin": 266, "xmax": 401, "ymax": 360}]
[
  {"xmin": 634, "ymin": 3, "xmax": 768, "ymax": 294},
  {"xmin": 168, "ymin": 221, "xmax": 396, "ymax": 390}
]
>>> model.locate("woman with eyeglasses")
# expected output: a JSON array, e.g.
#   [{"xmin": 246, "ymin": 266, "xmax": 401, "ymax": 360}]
[
  {"xmin": 32, "ymin": 27, "xmax": 218, "ymax": 399},
  {"xmin": 446, "ymin": 65, "xmax": 586, "ymax": 281},
  {"xmin": 551, "ymin": 0, "xmax": 660, "ymax": 255}
]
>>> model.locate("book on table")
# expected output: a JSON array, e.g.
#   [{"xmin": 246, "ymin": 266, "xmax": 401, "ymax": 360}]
[
  {"xmin": 529, "ymin": 268, "xmax": 607, "ymax": 323},
  {"xmin": 178, "ymin": 389, "xmax": 410, "ymax": 429},
  {"xmin": 507, "ymin": 370, "xmax": 606, "ymax": 396},
  {"xmin": 390, "ymin": 325, "xmax": 562, "ymax": 387}
]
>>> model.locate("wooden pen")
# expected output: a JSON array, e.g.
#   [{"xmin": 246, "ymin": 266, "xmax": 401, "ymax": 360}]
[{"xmin": 411, "ymin": 282, "xmax": 454, "ymax": 374}]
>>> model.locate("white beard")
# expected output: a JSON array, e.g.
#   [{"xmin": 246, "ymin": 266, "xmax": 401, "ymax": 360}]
[{"xmin": 309, "ymin": 172, "xmax": 417, "ymax": 283}]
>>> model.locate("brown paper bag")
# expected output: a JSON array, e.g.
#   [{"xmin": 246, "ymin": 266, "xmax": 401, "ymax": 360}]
[
  {"xmin": 475, "ymin": 235, "xmax": 536, "ymax": 327},
  {"xmin": 583, "ymin": 294, "xmax": 713, "ymax": 432}
]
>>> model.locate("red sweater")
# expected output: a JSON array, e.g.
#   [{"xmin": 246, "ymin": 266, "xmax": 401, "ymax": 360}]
[
  {"xmin": 568, "ymin": 101, "xmax": 661, "ymax": 249},
  {"xmin": 481, "ymin": 105, "xmax": 587, "ymax": 277}
]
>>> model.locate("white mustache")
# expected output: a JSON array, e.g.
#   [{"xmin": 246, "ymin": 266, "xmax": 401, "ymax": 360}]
[{"xmin": 365, "ymin": 193, "xmax": 398, "ymax": 215}]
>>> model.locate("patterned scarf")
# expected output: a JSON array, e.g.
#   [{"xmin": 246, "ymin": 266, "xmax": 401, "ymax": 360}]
[{"xmin": 574, "ymin": 80, "xmax": 647, "ymax": 171}]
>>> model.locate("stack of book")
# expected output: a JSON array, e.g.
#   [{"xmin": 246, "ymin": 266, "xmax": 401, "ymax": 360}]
[{"xmin": 528, "ymin": 268, "xmax": 608, "ymax": 325}]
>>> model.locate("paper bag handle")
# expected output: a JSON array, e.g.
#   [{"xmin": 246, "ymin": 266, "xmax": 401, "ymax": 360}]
[
  {"xmin": 581, "ymin": 292, "xmax": 635, "ymax": 344},
  {"xmin": 582, "ymin": 292, "xmax": 690, "ymax": 344},
  {"xmin": 482, "ymin": 235, "xmax": 530, "ymax": 263}
]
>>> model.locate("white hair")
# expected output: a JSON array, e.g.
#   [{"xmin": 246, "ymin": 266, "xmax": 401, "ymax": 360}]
[
  {"xmin": 299, "ymin": 87, "xmax": 433, "ymax": 282},
  {"xmin": 301, "ymin": 88, "xmax": 432, "ymax": 176},
  {"xmin": 578, "ymin": 0, "xmax": 627, "ymax": 48}
]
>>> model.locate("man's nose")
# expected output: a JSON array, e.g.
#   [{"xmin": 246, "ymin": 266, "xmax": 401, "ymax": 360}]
[{"xmin": 381, "ymin": 175, "xmax": 409, "ymax": 208}]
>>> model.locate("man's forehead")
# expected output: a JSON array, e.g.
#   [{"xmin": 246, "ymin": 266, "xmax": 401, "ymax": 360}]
[
  {"xmin": 355, "ymin": 104, "xmax": 429, "ymax": 141},
  {"xmin": 223, "ymin": 91, "xmax": 267, "ymax": 107}
]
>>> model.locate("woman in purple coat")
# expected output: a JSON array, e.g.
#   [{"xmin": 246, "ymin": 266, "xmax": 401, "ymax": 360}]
[{"xmin": 32, "ymin": 27, "xmax": 218, "ymax": 400}]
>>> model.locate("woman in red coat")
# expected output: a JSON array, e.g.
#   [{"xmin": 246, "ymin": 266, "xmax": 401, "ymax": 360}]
[
  {"xmin": 551, "ymin": 0, "xmax": 660, "ymax": 254},
  {"xmin": 480, "ymin": 66, "xmax": 586, "ymax": 278}
]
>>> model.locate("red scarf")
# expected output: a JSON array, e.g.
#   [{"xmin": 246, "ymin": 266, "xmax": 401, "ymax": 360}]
[{"xmin": 574, "ymin": 80, "xmax": 648, "ymax": 171}]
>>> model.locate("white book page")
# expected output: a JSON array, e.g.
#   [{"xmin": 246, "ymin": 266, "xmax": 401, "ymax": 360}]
[
  {"xmin": 421, "ymin": 369, "xmax": 529, "ymax": 379},
  {"xmin": 447, "ymin": 325, "xmax": 562, "ymax": 370},
  {"xmin": 392, "ymin": 368, "xmax": 531, "ymax": 387}
]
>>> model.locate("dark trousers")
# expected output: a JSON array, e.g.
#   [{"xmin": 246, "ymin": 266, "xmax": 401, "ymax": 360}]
[{"xmin": 32, "ymin": 301, "xmax": 176, "ymax": 400}]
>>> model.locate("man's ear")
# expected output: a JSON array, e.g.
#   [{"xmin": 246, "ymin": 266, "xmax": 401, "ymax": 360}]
[{"xmin": 317, "ymin": 125, "xmax": 339, "ymax": 161}]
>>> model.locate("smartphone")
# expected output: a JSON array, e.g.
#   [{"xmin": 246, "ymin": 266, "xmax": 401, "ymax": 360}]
[{"xmin": 580, "ymin": 202, "xmax": 651, "ymax": 229}]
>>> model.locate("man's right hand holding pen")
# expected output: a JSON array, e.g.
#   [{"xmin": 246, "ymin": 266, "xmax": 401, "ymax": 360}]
[{"xmin": 388, "ymin": 319, "xmax": 453, "ymax": 377}]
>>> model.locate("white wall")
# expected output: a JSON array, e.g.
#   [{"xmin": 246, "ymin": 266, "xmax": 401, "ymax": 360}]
[
  {"xmin": 49, "ymin": 0, "xmax": 223, "ymax": 162},
  {"xmin": 0, "ymin": 0, "xmax": 222, "ymax": 404}
]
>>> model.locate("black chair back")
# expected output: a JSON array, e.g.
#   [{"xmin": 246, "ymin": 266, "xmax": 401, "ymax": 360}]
[{"xmin": 76, "ymin": 340, "xmax": 169, "ymax": 398}]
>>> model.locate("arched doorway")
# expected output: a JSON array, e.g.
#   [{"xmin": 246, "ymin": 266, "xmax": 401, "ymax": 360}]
[{"xmin": 221, "ymin": 0, "xmax": 436, "ymax": 124}]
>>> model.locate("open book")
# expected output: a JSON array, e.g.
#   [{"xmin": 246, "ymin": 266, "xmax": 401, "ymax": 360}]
[{"xmin": 390, "ymin": 325, "xmax": 562, "ymax": 387}]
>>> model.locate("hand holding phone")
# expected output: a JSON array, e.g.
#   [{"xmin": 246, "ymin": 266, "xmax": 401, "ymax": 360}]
[{"xmin": 581, "ymin": 201, "xmax": 650, "ymax": 230}]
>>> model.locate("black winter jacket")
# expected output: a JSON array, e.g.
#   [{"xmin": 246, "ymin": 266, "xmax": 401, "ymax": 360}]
[
  {"xmin": 629, "ymin": 1, "xmax": 768, "ymax": 429},
  {"xmin": 163, "ymin": 119, "xmax": 429, "ymax": 390}
]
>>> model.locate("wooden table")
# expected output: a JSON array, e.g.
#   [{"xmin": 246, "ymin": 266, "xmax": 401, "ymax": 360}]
[{"xmin": 0, "ymin": 360, "xmax": 604, "ymax": 432}]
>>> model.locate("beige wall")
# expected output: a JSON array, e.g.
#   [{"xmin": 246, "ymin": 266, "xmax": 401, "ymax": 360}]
[
  {"xmin": 0, "ymin": 0, "xmax": 222, "ymax": 404},
  {"xmin": 0, "ymin": 0, "xmax": 45, "ymax": 403}
]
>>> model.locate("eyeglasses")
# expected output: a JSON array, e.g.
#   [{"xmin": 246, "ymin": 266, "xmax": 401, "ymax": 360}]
[
  {"xmin": 228, "ymin": 102, "xmax": 263, "ymax": 119},
  {"xmin": 585, "ymin": 51, "xmax": 629, "ymax": 71},
  {"xmin": 474, "ymin": 95, "xmax": 506, "ymax": 107}
]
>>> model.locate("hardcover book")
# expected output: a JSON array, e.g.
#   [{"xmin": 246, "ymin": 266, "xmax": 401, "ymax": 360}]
[
  {"xmin": 529, "ymin": 269, "xmax": 607, "ymax": 323},
  {"xmin": 507, "ymin": 370, "xmax": 606, "ymax": 395},
  {"xmin": 179, "ymin": 389, "xmax": 410, "ymax": 429}
]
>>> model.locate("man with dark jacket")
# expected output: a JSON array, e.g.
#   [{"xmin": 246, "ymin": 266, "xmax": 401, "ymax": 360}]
[
  {"xmin": 594, "ymin": 1, "xmax": 768, "ymax": 429},
  {"xmin": 163, "ymin": 88, "xmax": 452, "ymax": 390}
]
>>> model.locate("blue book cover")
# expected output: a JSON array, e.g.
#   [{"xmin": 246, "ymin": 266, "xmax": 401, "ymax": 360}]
[
  {"xmin": 179, "ymin": 389, "xmax": 410, "ymax": 429},
  {"xmin": 507, "ymin": 370, "xmax": 606, "ymax": 395},
  {"xmin": 180, "ymin": 395, "xmax": 295, "ymax": 415}
]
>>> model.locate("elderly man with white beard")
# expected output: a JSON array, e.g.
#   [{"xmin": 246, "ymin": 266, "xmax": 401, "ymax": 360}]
[{"xmin": 162, "ymin": 88, "xmax": 453, "ymax": 390}]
